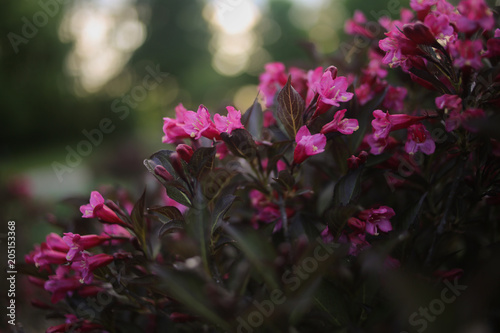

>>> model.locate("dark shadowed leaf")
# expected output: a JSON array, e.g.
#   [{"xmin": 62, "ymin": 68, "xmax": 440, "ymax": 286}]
[
  {"xmin": 189, "ymin": 147, "xmax": 215, "ymax": 179},
  {"xmin": 399, "ymin": 192, "xmax": 427, "ymax": 230},
  {"xmin": 151, "ymin": 265, "xmax": 230, "ymax": 330},
  {"xmin": 276, "ymin": 75, "xmax": 305, "ymax": 138},
  {"xmin": 212, "ymin": 194, "xmax": 237, "ymax": 235},
  {"xmin": 158, "ymin": 220, "xmax": 185, "ymax": 237},
  {"xmin": 220, "ymin": 129, "xmax": 258, "ymax": 159},
  {"xmin": 241, "ymin": 95, "xmax": 263, "ymax": 139},
  {"xmin": 224, "ymin": 224, "xmax": 279, "ymax": 290},
  {"xmin": 131, "ymin": 189, "xmax": 147, "ymax": 250},
  {"xmin": 148, "ymin": 205, "xmax": 184, "ymax": 222},
  {"xmin": 273, "ymin": 169, "xmax": 295, "ymax": 190},
  {"xmin": 164, "ymin": 182, "xmax": 192, "ymax": 207},
  {"xmin": 333, "ymin": 167, "xmax": 363, "ymax": 207}
]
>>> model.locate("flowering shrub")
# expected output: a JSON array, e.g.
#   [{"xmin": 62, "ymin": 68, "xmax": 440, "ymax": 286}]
[{"xmin": 24, "ymin": 0, "xmax": 500, "ymax": 332}]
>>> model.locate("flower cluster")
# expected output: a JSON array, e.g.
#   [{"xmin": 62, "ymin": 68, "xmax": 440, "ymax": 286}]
[{"xmin": 24, "ymin": 0, "xmax": 500, "ymax": 331}]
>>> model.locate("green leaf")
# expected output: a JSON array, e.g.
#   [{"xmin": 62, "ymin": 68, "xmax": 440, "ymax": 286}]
[
  {"xmin": 131, "ymin": 189, "xmax": 147, "ymax": 252},
  {"xmin": 276, "ymin": 75, "xmax": 305, "ymax": 138},
  {"xmin": 241, "ymin": 95, "xmax": 263, "ymax": 139},
  {"xmin": 189, "ymin": 147, "xmax": 215, "ymax": 179},
  {"xmin": 220, "ymin": 128, "xmax": 258, "ymax": 159}
]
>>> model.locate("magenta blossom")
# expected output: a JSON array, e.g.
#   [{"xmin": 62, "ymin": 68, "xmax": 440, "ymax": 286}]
[
  {"xmin": 345, "ymin": 10, "xmax": 374, "ymax": 38},
  {"xmin": 382, "ymin": 86, "xmax": 408, "ymax": 112},
  {"xmin": 181, "ymin": 105, "xmax": 220, "ymax": 140},
  {"xmin": 410, "ymin": 0, "xmax": 437, "ymax": 12},
  {"xmin": 293, "ymin": 126, "xmax": 327, "ymax": 164},
  {"xmin": 162, "ymin": 103, "xmax": 191, "ymax": 143},
  {"xmin": 371, "ymin": 110, "xmax": 428, "ymax": 140},
  {"xmin": 63, "ymin": 233, "xmax": 110, "ymax": 261},
  {"xmin": 315, "ymin": 71, "xmax": 353, "ymax": 115},
  {"xmin": 405, "ymin": 123, "xmax": 436, "ymax": 155},
  {"xmin": 72, "ymin": 252, "xmax": 114, "ymax": 284},
  {"xmin": 359, "ymin": 206, "xmax": 395, "ymax": 235},
  {"xmin": 258, "ymin": 62, "xmax": 288, "ymax": 107},
  {"xmin": 321, "ymin": 109, "xmax": 359, "ymax": 135},
  {"xmin": 456, "ymin": 0, "xmax": 494, "ymax": 33},
  {"xmin": 214, "ymin": 106, "xmax": 244, "ymax": 134},
  {"xmin": 305, "ymin": 66, "xmax": 324, "ymax": 105},
  {"xmin": 451, "ymin": 39, "xmax": 483, "ymax": 69},
  {"xmin": 80, "ymin": 191, "xmax": 127, "ymax": 226},
  {"xmin": 80, "ymin": 191, "xmax": 105, "ymax": 218}
]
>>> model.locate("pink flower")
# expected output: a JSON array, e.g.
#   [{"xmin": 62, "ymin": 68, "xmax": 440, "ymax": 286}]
[
  {"xmin": 72, "ymin": 252, "xmax": 114, "ymax": 284},
  {"xmin": 435, "ymin": 94, "xmax": 462, "ymax": 110},
  {"xmin": 263, "ymin": 110, "xmax": 276, "ymax": 128},
  {"xmin": 315, "ymin": 71, "xmax": 353, "ymax": 115},
  {"xmin": 424, "ymin": 12, "xmax": 456, "ymax": 46},
  {"xmin": 345, "ymin": 10, "xmax": 374, "ymax": 38},
  {"xmin": 176, "ymin": 144, "xmax": 194, "ymax": 163},
  {"xmin": 33, "ymin": 243, "xmax": 68, "ymax": 268},
  {"xmin": 181, "ymin": 105, "xmax": 220, "ymax": 140},
  {"xmin": 321, "ymin": 109, "xmax": 359, "ymax": 135},
  {"xmin": 80, "ymin": 191, "xmax": 105, "ymax": 218},
  {"xmin": 101, "ymin": 224, "xmax": 132, "ymax": 245},
  {"xmin": 214, "ymin": 106, "xmax": 244, "ymax": 134},
  {"xmin": 80, "ymin": 191, "xmax": 127, "ymax": 226},
  {"xmin": 355, "ymin": 83, "xmax": 375, "ymax": 106},
  {"xmin": 305, "ymin": 66, "xmax": 324, "ymax": 105},
  {"xmin": 45, "ymin": 233, "xmax": 70, "ymax": 253},
  {"xmin": 410, "ymin": 0, "xmax": 437, "ymax": 12},
  {"xmin": 372, "ymin": 110, "xmax": 428, "ymax": 139},
  {"xmin": 347, "ymin": 151, "xmax": 368, "ymax": 170},
  {"xmin": 451, "ymin": 39, "xmax": 483, "ymax": 69},
  {"xmin": 405, "ymin": 123, "xmax": 436, "ymax": 155},
  {"xmin": 162, "ymin": 103, "xmax": 191, "ymax": 143},
  {"xmin": 258, "ymin": 62, "xmax": 288, "ymax": 107},
  {"xmin": 379, "ymin": 28, "xmax": 420, "ymax": 70},
  {"xmin": 359, "ymin": 206, "xmax": 395, "ymax": 235},
  {"xmin": 63, "ymin": 233, "xmax": 110, "ymax": 261},
  {"xmin": 366, "ymin": 134, "xmax": 389, "ymax": 155},
  {"xmin": 446, "ymin": 108, "xmax": 485, "ymax": 132},
  {"xmin": 456, "ymin": 0, "xmax": 494, "ymax": 33},
  {"xmin": 382, "ymin": 86, "xmax": 407, "ymax": 112},
  {"xmin": 293, "ymin": 126, "xmax": 327, "ymax": 164},
  {"xmin": 44, "ymin": 267, "xmax": 82, "ymax": 303}
]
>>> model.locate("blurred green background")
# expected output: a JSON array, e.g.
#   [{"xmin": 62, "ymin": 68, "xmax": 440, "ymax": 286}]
[{"xmin": 0, "ymin": 0, "xmax": 409, "ymax": 330}]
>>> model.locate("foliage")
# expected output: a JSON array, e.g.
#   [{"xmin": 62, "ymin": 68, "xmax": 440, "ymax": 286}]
[{"xmin": 23, "ymin": 1, "xmax": 500, "ymax": 332}]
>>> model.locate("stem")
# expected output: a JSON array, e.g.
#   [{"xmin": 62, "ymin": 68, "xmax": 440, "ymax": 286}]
[
  {"xmin": 425, "ymin": 157, "xmax": 465, "ymax": 266},
  {"xmin": 278, "ymin": 193, "xmax": 290, "ymax": 246}
]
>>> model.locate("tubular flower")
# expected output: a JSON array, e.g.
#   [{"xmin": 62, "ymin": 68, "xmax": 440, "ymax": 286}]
[
  {"xmin": 359, "ymin": 206, "xmax": 395, "ymax": 235},
  {"xmin": 214, "ymin": 106, "xmax": 244, "ymax": 134},
  {"xmin": 315, "ymin": 71, "xmax": 353, "ymax": 115},
  {"xmin": 181, "ymin": 105, "xmax": 220, "ymax": 140},
  {"xmin": 63, "ymin": 233, "xmax": 110, "ymax": 261},
  {"xmin": 80, "ymin": 191, "xmax": 127, "ymax": 226},
  {"xmin": 321, "ymin": 109, "xmax": 359, "ymax": 135},
  {"xmin": 371, "ymin": 110, "xmax": 428, "ymax": 139},
  {"xmin": 162, "ymin": 103, "xmax": 191, "ymax": 143},
  {"xmin": 293, "ymin": 126, "xmax": 327, "ymax": 164},
  {"xmin": 405, "ymin": 123, "xmax": 436, "ymax": 155},
  {"xmin": 72, "ymin": 252, "xmax": 114, "ymax": 284}
]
